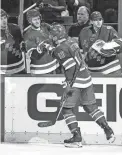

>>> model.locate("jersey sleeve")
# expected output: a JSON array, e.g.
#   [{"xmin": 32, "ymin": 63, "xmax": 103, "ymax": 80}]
[
  {"xmin": 9, "ymin": 23, "xmax": 23, "ymax": 51},
  {"xmin": 68, "ymin": 41, "xmax": 82, "ymax": 65},
  {"xmin": 78, "ymin": 28, "xmax": 85, "ymax": 50},
  {"xmin": 68, "ymin": 25, "xmax": 73, "ymax": 37},
  {"xmin": 109, "ymin": 26, "xmax": 119, "ymax": 41},
  {"xmin": 41, "ymin": 22, "xmax": 52, "ymax": 31},
  {"xmin": 9, "ymin": 23, "xmax": 23, "ymax": 44}
]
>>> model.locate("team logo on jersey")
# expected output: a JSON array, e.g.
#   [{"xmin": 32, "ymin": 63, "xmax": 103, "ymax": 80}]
[
  {"xmin": 97, "ymin": 55, "xmax": 101, "ymax": 61},
  {"xmin": 70, "ymin": 43, "xmax": 79, "ymax": 51},
  {"xmin": 90, "ymin": 34, "xmax": 96, "ymax": 42},
  {"xmin": 83, "ymin": 40, "xmax": 88, "ymax": 48},
  {"xmin": 36, "ymin": 37, "xmax": 40, "ymax": 44},
  {"xmin": 100, "ymin": 58, "xmax": 105, "ymax": 64},
  {"xmin": 58, "ymin": 50, "xmax": 65, "ymax": 59},
  {"xmin": 90, "ymin": 50, "xmax": 96, "ymax": 57}
]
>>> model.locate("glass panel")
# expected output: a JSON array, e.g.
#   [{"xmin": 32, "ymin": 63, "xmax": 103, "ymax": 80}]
[{"xmin": 93, "ymin": 0, "xmax": 118, "ymax": 31}]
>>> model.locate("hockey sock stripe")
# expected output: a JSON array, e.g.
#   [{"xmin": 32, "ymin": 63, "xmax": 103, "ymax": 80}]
[
  {"xmin": 89, "ymin": 109, "xmax": 99, "ymax": 117},
  {"xmin": 63, "ymin": 114, "xmax": 74, "ymax": 119},
  {"xmin": 65, "ymin": 115, "xmax": 77, "ymax": 125},
  {"xmin": 92, "ymin": 110, "xmax": 101, "ymax": 118},
  {"xmin": 67, "ymin": 121, "xmax": 78, "ymax": 125},
  {"xmin": 65, "ymin": 115, "xmax": 76, "ymax": 121},
  {"xmin": 68, "ymin": 122, "xmax": 78, "ymax": 132},
  {"xmin": 91, "ymin": 110, "xmax": 104, "ymax": 121},
  {"xmin": 95, "ymin": 115, "xmax": 104, "ymax": 122},
  {"xmin": 71, "ymin": 128, "xmax": 78, "ymax": 133}
]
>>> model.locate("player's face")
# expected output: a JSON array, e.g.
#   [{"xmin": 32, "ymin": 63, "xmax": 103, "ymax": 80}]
[
  {"xmin": 92, "ymin": 19, "xmax": 103, "ymax": 28},
  {"xmin": 0, "ymin": 15, "xmax": 8, "ymax": 29},
  {"xmin": 77, "ymin": 9, "xmax": 89, "ymax": 24},
  {"xmin": 31, "ymin": 16, "xmax": 40, "ymax": 28}
]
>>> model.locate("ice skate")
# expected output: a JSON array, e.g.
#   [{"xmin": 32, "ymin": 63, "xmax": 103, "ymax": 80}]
[
  {"xmin": 104, "ymin": 126, "xmax": 115, "ymax": 143},
  {"xmin": 64, "ymin": 127, "xmax": 82, "ymax": 148}
]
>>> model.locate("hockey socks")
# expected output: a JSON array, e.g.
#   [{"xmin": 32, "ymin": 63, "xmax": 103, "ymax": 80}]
[
  {"xmin": 63, "ymin": 113, "xmax": 78, "ymax": 132},
  {"xmin": 63, "ymin": 113, "xmax": 82, "ymax": 147},
  {"xmin": 89, "ymin": 109, "xmax": 115, "ymax": 142},
  {"xmin": 89, "ymin": 109, "xmax": 104, "ymax": 122}
]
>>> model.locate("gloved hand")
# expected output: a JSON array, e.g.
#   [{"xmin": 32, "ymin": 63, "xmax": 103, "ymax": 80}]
[
  {"xmin": 37, "ymin": 41, "xmax": 55, "ymax": 54},
  {"xmin": 64, "ymin": 84, "xmax": 74, "ymax": 97},
  {"xmin": 20, "ymin": 41, "xmax": 26, "ymax": 52}
]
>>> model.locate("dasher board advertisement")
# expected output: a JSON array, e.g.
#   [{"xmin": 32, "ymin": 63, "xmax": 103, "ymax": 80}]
[{"xmin": 1, "ymin": 75, "xmax": 122, "ymax": 145}]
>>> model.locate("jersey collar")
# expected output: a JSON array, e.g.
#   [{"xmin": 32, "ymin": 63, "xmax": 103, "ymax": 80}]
[{"xmin": 31, "ymin": 26, "xmax": 40, "ymax": 31}]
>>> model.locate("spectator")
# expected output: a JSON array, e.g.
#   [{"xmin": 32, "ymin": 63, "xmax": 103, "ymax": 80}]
[
  {"xmin": 66, "ymin": 0, "xmax": 92, "ymax": 22},
  {"xmin": 37, "ymin": 0, "xmax": 67, "ymax": 24},
  {"xmin": 68, "ymin": 6, "xmax": 90, "ymax": 39},
  {"xmin": 0, "ymin": 9, "xmax": 25, "ymax": 74}
]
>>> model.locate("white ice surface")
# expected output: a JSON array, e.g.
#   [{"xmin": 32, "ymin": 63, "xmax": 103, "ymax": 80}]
[{"xmin": 0, "ymin": 143, "xmax": 122, "ymax": 155}]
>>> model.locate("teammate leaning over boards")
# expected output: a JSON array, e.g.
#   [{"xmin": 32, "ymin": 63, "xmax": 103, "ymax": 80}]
[
  {"xmin": 24, "ymin": 9, "xmax": 59, "ymax": 74},
  {"xmin": 39, "ymin": 23, "xmax": 115, "ymax": 147},
  {"xmin": 79, "ymin": 11, "xmax": 122, "ymax": 75},
  {"xmin": 0, "ymin": 9, "xmax": 25, "ymax": 74}
]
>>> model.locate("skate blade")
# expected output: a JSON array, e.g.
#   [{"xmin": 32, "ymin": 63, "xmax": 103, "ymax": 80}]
[
  {"xmin": 108, "ymin": 134, "xmax": 116, "ymax": 143},
  {"xmin": 64, "ymin": 142, "xmax": 82, "ymax": 148}
]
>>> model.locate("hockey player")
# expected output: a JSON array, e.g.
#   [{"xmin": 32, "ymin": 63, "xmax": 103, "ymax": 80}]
[
  {"xmin": 79, "ymin": 11, "xmax": 122, "ymax": 75},
  {"xmin": 24, "ymin": 9, "xmax": 59, "ymax": 74},
  {"xmin": 0, "ymin": 9, "xmax": 25, "ymax": 74},
  {"xmin": 40, "ymin": 23, "xmax": 115, "ymax": 147}
]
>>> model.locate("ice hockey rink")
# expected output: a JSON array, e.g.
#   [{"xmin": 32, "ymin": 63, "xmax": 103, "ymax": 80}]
[{"xmin": 0, "ymin": 143, "xmax": 122, "ymax": 155}]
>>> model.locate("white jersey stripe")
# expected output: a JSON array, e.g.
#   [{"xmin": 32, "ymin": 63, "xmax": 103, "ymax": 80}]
[
  {"xmin": 0, "ymin": 56, "xmax": 24, "ymax": 68},
  {"xmin": 73, "ymin": 81, "xmax": 93, "ymax": 88},
  {"xmin": 1, "ymin": 63, "xmax": 25, "ymax": 74},
  {"xmin": 80, "ymin": 67, "xmax": 86, "ymax": 71},
  {"xmin": 102, "ymin": 65, "xmax": 121, "ymax": 74},
  {"xmin": 75, "ymin": 76, "xmax": 91, "ymax": 81},
  {"xmin": 62, "ymin": 58, "xmax": 74, "ymax": 66},
  {"xmin": 88, "ymin": 59, "xmax": 119, "ymax": 70},
  {"xmin": 65, "ymin": 62, "xmax": 76, "ymax": 70},
  {"xmin": 31, "ymin": 59, "xmax": 58, "ymax": 67},
  {"xmin": 31, "ymin": 64, "xmax": 59, "ymax": 74}
]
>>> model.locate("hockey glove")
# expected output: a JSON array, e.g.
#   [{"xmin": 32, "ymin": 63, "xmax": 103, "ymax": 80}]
[{"xmin": 65, "ymin": 84, "xmax": 74, "ymax": 97}]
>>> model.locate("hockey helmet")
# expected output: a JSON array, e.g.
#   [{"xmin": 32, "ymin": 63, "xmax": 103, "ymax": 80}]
[
  {"xmin": 91, "ymin": 11, "xmax": 103, "ymax": 21},
  {"xmin": 50, "ymin": 23, "xmax": 67, "ymax": 42},
  {"xmin": 26, "ymin": 9, "xmax": 41, "ymax": 22}
]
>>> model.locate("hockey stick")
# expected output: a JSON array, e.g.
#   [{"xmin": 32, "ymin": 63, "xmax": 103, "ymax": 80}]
[
  {"xmin": 23, "ymin": 0, "xmax": 43, "ymax": 14},
  {"xmin": 38, "ymin": 57, "xmax": 82, "ymax": 128},
  {"xmin": 38, "ymin": 92, "xmax": 68, "ymax": 127}
]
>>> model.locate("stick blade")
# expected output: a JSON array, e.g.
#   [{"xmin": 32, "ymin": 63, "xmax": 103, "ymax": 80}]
[{"xmin": 38, "ymin": 121, "xmax": 54, "ymax": 127}]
